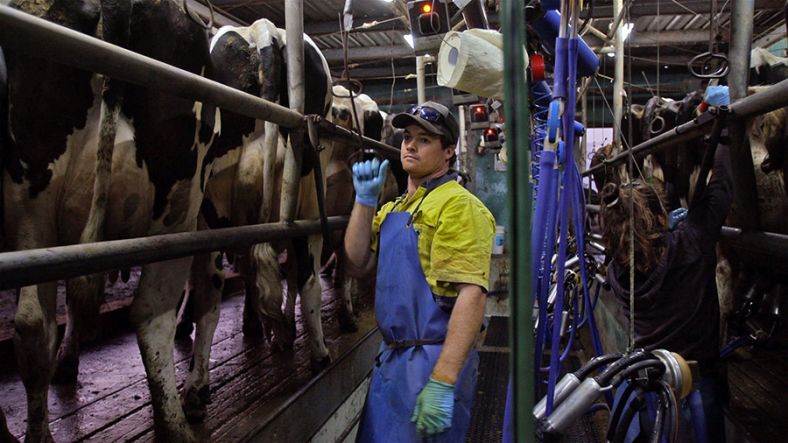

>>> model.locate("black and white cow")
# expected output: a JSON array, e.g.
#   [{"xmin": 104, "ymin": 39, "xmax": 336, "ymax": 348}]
[
  {"xmin": 2, "ymin": 0, "xmax": 218, "ymax": 441},
  {"xmin": 177, "ymin": 18, "xmax": 335, "ymax": 419},
  {"xmin": 321, "ymin": 85, "xmax": 403, "ymax": 332}
]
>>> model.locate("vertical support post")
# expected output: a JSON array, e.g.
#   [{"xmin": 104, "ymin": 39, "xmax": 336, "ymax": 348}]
[
  {"xmin": 728, "ymin": 0, "xmax": 760, "ymax": 228},
  {"xmin": 612, "ymin": 0, "xmax": 624, "ymax": 154},
  {"xmin": 416, "ymin": 55, "xmax": 426, "ymax": 105},
  {"xmin": 502, "ymin": 0, "xmax": 533, "ymax": 441},
  {"xmin": 579, "ymin": 82, "xmax": 588, "ymax": 172},
  {"xmin": 281, "ymin": 0, "xmax": 305, "ymax": 223},
  {"xmin": 461, "ymin": 0, "xmax": 489, "ymax": 29}
]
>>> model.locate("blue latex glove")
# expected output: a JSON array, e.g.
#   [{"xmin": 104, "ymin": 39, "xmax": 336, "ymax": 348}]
[
  {"xmin": 668, "ymin": 208, "xmax": 688, "ymax": 231},
  {"xmin": 411, "ymin": 377, "xmax": 455, "ymax": 436},
  {"xmin": 705, "ymin": 85, "xmax": 730, "ymax": 106},
  {"xmin": 351, "ymin": 158, "xmax": 390, "ymax": 208}
]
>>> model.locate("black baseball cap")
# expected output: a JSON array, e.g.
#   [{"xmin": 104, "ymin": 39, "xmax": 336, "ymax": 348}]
[{"xmin": 392, "ymin": 101, "xmax": 459, "ymax": 146}]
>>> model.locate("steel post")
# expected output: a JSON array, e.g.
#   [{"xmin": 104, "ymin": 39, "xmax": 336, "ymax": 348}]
[
  {"xmin": 612, "ymin": 0, "xmax": 624, "ymax": 152},
  {"xmin": 502, "ymin": 0, "xmax": 534, "ymax": 440},
  {"xmin": 728, "ymin": 0, "xmax": 760, "ymax": 229},
  {"xmin": 281, "ymin": 0, "xmax": 306, "ymax": 223}
]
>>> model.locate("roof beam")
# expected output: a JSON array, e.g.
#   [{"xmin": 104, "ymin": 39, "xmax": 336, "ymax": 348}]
[
  {"xmin": 323, "ymin": 45, "xmax": 415, "ymax": 64},
  {"xmin": 579, "ymin": 0, "xmax": 783, "ymax": 17}
]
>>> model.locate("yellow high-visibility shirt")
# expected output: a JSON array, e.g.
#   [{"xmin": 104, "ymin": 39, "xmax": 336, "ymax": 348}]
[{"xmin": 372, "ymin": 176, "xmax": 496, "ymax": 298}]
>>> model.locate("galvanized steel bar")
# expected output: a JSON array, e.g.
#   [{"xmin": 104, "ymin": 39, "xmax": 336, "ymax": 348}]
[
  {"xmin": 612, "ymin": 0, "xmax": 625, "ymax": 151},
  {"xmin": 502, "ymin": 0, "xmax": 534, "ymax": 439},
  {"xmin": 720, "ymin": 227, "xmax": 788, "ymax": 259},
  {"xmin": 281, "ymin": 0, "xmax": 306, "ymax": 223},
  {"xmin": 583, "ymin": 76, "xmax": 788, "ymax": 178},
  {"xmin": 315, "ymin": 117, "xmax": 401, "ymax": 160},
  {"xmin": 0, "ymin": 217, "xmax": 349, "ymax": 290},
  {"xmin": 0, "ymin": 5, "xmax": 395, "ymax": 155},
  {"xmin": 0, "ymin": 5, "xmax": 303, "ymax": 129},
  {"xmin": 728, "ymin": 0, "xmax": 760, "ymax": 229}
]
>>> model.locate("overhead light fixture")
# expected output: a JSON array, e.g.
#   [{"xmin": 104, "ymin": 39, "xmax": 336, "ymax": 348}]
[
  {"xmin": 606, "ymin": 52, "xmax": 615, "ymax": 58},
  {"xmin": 404, "ymin": 34, "xmax": 414, "ymax": 48},
  {"xmin": 380, "ymin": 0, "xmax": 394, "ymax": 2},
  {"xmin": 622, "ymin": 22, "xmax": 634, "ymax": 40}
]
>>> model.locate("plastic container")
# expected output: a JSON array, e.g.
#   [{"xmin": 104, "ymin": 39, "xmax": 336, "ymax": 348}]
[{"xmin": 493, "ymin": 225, "xmax": 506, "ymax": 255}]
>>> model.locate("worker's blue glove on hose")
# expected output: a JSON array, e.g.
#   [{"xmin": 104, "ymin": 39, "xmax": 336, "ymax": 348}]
[
  {"xmin": 705, "ymin": 85, "xmax": 730, "ymax": 106},
  {"xmin": 411, "ymin": 377, "xmax": 455, "ymax": 436},
  {"xmin": 668, "ymin": 208, "xmax": 688, "ymax": 231},
  {"xmin": 352, "ymin": 158, "xmax": 390, "ymax": 208}
]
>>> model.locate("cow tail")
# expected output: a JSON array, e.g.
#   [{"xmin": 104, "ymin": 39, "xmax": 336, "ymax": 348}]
[{"xmin": 69, "ymin": 0, "xmax": 132, "ymax": 335}]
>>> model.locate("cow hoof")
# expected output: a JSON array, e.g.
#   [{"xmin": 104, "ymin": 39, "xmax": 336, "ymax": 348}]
[
  {"xmin": 52, "ymin": 356, "xmax": 79, "ymax": 385},
  {"xmin": 175, "ymin": 321, "xmax": 194, "ymax": 341},
  {"xmin": 270, "ymin": 336, "xmax": 294, "ymax": 354},
  {"xmin": 182, "ymin": 387, "xmax": 209, "ymax": 423},
  {"xmin": 311, "ymin": 354, "xmax": 332, "ymax": 373},
  {"xmin": 154, "ymin": 424, "xmax": 197, "ymax": 443},
  {"xmin": 242, "ymin": 319, "xmax": 265, "ymax": 339},
  {"xmin": 338, "ymin": 309, "xmax": 358, "ymax": 333}
]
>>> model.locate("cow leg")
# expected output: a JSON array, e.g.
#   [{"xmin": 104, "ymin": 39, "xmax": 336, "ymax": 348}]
[
  {"xmin": 15, "ymin": 282, "xmax": 58, "ymax": 443},
  {"xmin": 175, "ymin": 288, "xmax": 195, "ymax": 341},
  {"xmin": 294, "ymin": 235, "xmax": 331, "ymax": 370},
  {"xmin": 250, "ymin": 243, "xmax": 292, "ymax": 352},
  {"xmin": 716, "ymin": 246, "xmax": 735, "ymax": 345},
  {"xmin": 131, "ymin": 258, "xmax": 196, "ymax": 443},
  {"xmin": 238, "ymin": 255, "xmax": 266, "ymax": 340},
  {"xmin": 52, "ymin": 274, "xmax": 105, "ymax": 384},
  {"xmin": 182, "ymin": 252, "xmax": 222, "ymax": 422},
  {"xmin": 336, "ymin": 252, "xmax": 359, "ymax": 333},
  {"xmin": 0, "ymin": 407, "xmax": 18, "ymax": 443}
]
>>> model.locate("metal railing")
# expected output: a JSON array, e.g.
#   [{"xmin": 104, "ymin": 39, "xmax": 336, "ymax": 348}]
[{"xmin": 0, "ymin": 6, "xmax": 393, "ymax": 286}]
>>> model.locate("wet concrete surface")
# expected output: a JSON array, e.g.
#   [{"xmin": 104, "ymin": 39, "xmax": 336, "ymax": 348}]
[{"xmin": 0, "ymin": 271, "xmax": 374, "ymax": 442}]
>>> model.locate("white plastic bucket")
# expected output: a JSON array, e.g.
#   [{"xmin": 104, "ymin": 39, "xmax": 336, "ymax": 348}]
[{"xmin": 493, "ymin": 225, "xmax": 505, "ymax": 255}]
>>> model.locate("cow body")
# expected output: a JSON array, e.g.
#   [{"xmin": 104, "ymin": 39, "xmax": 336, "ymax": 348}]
[
  {"xmin": 2, "ymin": 0, "xmax": 216, "ymax": 440},
  {"xmin": 178, "ymin": 19, "xmax": 334, "ymax": 419},
  {"xmin": 321, "ymin": 86, "xmax": 401, "ymax": 332}
]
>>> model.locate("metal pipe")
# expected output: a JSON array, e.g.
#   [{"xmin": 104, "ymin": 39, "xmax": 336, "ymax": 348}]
[
  {"xmin": 0, "ymin": 217, "xmax": 349, "ymax": 290},
  {"xmin": 720, "ymin": 227, "xmax": 788, "ymax": 259},
  {"xmin": 416, "ymin": 55, "xmax": 426, "ymax": 105},
  {"xmin": 315, "ymin": 117, "xmax": 401, "ymax": 160},
  {"xmin": 0, "ymin": 5, "xmax": 303, "ymax": 129},
  {"xmin": 281, "ymin": 0, "xmax": 306, "ymax": 224},
  {"xmin": 502, "ymin": 0, "xmax": 534, "ymax": 439},
  {"xmin": 728, "ymin": 0, "xmax": 760, "ymax": 229},
  {"xmin": 612, "ymin": 0, "xmax": 624, "ymax": 152},
  {"xmin": 583, "ymin": 74, "xmax": 788, "ymax": 177},
  {"xmin": 461, "ymin": 0, "xmax": 489, "ymax": 29},
  {"xmin": 0, "ymin": 6, "xmax": 393, "ymax": 158}
]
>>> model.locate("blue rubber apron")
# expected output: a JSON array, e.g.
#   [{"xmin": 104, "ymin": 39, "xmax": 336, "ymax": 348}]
[{"xmin": 357, "ymin": 207, "xmax": 479, "ymax": 443}]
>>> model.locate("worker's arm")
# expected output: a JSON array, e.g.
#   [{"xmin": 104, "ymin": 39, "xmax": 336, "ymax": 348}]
[
  {"xmin": 431, "ymin": 284, "xmax": 486, "ymax": 383},
  {"xmin": 411, "ymin": 284, "xmax": 486, "ymax": 436},
  {"xmin": 344, "ymin": 202, "xmax": 377, "ymax": 278},
  {"xmin": 343, "ymin": 158, "xmax": 389, "ymax": 278}
]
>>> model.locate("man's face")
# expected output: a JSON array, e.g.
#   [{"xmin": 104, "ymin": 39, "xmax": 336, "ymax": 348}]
[{"xmin": 400, "ymin": 124, "xmax": 453, "ymax": 179}]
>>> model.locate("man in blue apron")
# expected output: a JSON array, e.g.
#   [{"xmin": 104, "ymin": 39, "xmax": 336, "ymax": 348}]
[{"xmin": 344, "ymin": 102, "xmax": 495, "ymax": 442}]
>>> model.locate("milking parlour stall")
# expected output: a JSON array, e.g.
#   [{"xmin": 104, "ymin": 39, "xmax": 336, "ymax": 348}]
[{"xmin": 0, "ymin": 0, "xmax": 787, "ymax": 442}]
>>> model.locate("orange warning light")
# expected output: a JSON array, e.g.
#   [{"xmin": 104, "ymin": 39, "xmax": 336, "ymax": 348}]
[{"xmin": 422, "ymin": 3, "xmax": 432, "ymax": 13}]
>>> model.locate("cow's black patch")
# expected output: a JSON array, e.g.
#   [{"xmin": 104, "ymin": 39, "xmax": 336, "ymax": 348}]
[
  {"xmin": 4, "ymin": 1, "xmax": 101, "ymax": 196},
  {"xmin": 363, "ymin": 110, "xmax": 384, "ymax": 141},
  {"xmin": 199, "ymin": 198, "xmax": 231, "ymax": 230},
  {"xmin": 278, "ymin": 40, "xmax": 329, "ymax": 177},
  {"xmin": 122, "ymin": 0, "xmax": 212, "ymax": 221},
  {"xmin": 211, "ymin": 273, "xmax": 222, "ymax": 290},
  {"xmin": 292, "ymin": 236, "xmax": 315, "ymax": 289}
]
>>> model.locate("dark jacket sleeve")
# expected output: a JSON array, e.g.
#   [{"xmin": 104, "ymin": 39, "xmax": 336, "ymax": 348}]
[{"xmin": 688, "ymin": 136, "xmax": 734, "ymax": 250}]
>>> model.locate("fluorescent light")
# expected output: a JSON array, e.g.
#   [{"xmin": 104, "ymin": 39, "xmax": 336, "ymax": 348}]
[
  {"xmin": 380, "ymin": 0, "xmax": 394, "ymax": 2},
  {"xmin": 622, "ymin": 22, "xmax": 634, "ymax": 40},
  {"xmin": 606, "ymin": 52, "xmax": 615, "ymax": 57},
  {"xmin": 404, "ymin": 34, "xmax": 414, "ymax": 48}
]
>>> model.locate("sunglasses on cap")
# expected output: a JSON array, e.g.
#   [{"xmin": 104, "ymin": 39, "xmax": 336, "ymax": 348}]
[{"xmin": 407, "ymin": 105, "xmax": 445, "ymax": 125}]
